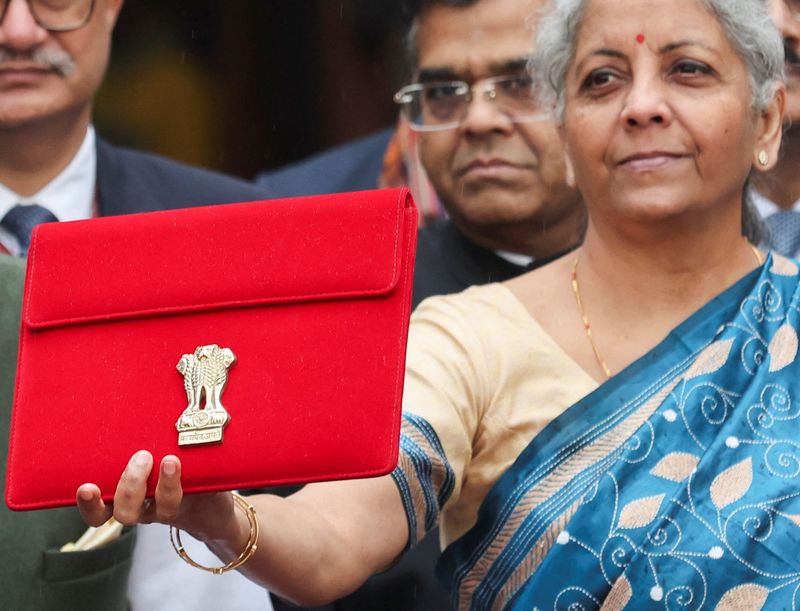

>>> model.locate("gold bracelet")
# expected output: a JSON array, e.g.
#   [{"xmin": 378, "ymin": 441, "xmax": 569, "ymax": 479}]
[{"xmin": 169, "ymin": 492, "xmax": 259, "ymax": 574}]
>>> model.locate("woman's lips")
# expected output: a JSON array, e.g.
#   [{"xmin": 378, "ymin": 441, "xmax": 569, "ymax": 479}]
[{"xmin": 618, "ymin": 153, "xmax": 685, "ymax": 172}]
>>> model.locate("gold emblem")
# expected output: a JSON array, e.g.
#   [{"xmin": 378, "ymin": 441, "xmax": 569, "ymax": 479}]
[{"xmin": 175, "ymin": 344, "xmax": 236, "ymax": 446}]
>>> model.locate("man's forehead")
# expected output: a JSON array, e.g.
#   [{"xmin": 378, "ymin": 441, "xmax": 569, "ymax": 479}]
[
  {"xmin": 415, "ymin": 0, "xmax": 541, "ymax": 76},
  {"xmin": 416, "ymin": 56, "xmax": 531, "ymax": 81}
]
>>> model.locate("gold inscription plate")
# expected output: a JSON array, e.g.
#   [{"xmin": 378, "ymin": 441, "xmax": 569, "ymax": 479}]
[{"xmin": 176, "ymin": 344, "xmax": 236, "ymax": 447}]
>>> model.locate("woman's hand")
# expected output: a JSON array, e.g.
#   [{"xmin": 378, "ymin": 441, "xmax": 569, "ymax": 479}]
[
  {"xmin": 76, "ymin": 449, "xmax": 409, "ymax": 605},
  {"xmin": 76, "ymin": 450, "xmax": 235, "ymax": 542}
]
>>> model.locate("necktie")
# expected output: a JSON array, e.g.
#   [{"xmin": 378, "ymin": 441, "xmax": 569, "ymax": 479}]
[{"xmin": 1, "ymin": 203, "xmax": 59, "ymax": 257}]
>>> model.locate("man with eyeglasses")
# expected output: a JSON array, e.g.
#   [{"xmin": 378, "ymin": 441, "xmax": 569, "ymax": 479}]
[
  {"xmin": 0, "ymin": 1, "xmax": 268, "ymax": 610},
  {"xmin": 398, "ymin": 0, "xmax": 584, "ymax": 308},
  {"xmin": 260, "ymin": 0, "xmax": 584, "ymax": 312},
  {"xmin": 753, "ymin": 0, "xmax": 800, "ymax": 257},
  {"xmin": 270, "ymin": 2, "xmax": 583, "ymax": 611}
]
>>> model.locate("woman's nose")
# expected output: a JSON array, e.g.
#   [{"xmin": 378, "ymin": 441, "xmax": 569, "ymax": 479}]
[{"xmin": 619, "ymin": 76, "xmax": 672, "ymax": 129}]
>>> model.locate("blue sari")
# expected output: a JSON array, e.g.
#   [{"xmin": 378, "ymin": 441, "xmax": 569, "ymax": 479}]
[{"xmin": 395, "ymin": 254, "xmax": 800, "ymax": 610}]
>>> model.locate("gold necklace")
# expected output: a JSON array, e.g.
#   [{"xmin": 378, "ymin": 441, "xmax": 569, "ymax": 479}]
[
  {"xmin": 571, "ymin": 241, "xmax": 764, "ymax": 380},
  {"xmin": 570, "ymin": 257, "xmax": 612, "ymax": 379},
  {"xmin": 749, "ymin": 243, "xmax": 764, "ymax": 265}
]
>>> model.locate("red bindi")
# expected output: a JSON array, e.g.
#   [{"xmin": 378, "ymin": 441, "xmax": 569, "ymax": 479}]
[{"xmin": 636, "ymin": 34, "xmax": 645, "ymax": 44}]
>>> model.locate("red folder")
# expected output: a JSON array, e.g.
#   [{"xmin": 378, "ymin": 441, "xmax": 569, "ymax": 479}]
[{"xmin": 6, "ymin": 188, "xmax": 417, "ymax": 510}]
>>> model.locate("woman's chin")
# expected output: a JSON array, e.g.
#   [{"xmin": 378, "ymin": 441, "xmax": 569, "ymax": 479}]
[{"xmin": 603, "ymin": 199, "xmax": 701, "ymax": 225}]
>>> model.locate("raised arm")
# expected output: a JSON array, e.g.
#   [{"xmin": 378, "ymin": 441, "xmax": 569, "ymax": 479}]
[
  {"xmin": 76, "ymin": 295, "xmax": 486, "ymax": 604},
  {"xmin": 77, "ymin": 451, "xmax": 409, "ymax": 606}
]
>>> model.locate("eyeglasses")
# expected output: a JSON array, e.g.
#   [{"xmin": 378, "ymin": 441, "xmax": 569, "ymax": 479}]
[
  {"xmin": 393, "ymin": 74, "xmax": 548, "ymax": 132},
  {"xmin": 0, "ymin": 0, "xmax": 94, "ymax": 32}
]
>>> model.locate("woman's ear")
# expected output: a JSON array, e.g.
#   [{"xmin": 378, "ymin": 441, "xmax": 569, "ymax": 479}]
[{"xmin": 753, "ymin": 82, "xmax": 786, "ymax": 171}]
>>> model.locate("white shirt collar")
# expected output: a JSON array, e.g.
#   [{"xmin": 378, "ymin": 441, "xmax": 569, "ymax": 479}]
[
  {"xmin": 0, "ymin": 126, "xmax": 96, "ymax": 255},
  {"xmin": 751, "ymin": 187, "xmax": 800, "ymax": 217},
  {"xmin": 494, "ymin": 249, "xmax": 534, "ymax": 268}
]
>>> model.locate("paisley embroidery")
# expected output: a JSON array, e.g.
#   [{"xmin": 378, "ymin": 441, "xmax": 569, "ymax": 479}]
[
  {"xmin": 650, "ymin": 452, "xmax": 700, "ymax": 482},
  {"xmin": 617, "ymin": 494, "xmax": 665, "ymax": 529},
  {"xmin": 710, "ymin": 458, "xmax": 753, "ymax": 510},
  {"xmin": 768, "ymin": 323, "xmax": 799, "ymax": 372}
]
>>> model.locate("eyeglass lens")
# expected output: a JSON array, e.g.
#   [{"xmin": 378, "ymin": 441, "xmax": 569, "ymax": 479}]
[
  {"xmin": 0, "ymin": 0, "xmax": 93, "ymax": 31},
  {"xmin": 400, "ymin": 76, "xmax": 541, "ymax": 130}
]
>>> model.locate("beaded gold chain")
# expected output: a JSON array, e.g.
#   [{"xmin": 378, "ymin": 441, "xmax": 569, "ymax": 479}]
[
  {"xmin": 570, "ymin": 241, "xmax": 764, "ymax": 380},
  {"xmin": 570, "ymin": 257, "xmax": 612, "ymax": 379}
]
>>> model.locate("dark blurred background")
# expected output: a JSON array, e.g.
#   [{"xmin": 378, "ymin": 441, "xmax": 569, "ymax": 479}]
[{"xmin": 94, "ymin": 1, "xmax": 414, "ymax": 180}]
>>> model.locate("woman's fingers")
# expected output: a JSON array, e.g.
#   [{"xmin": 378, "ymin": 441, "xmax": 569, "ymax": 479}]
[
  {"xmin": 154, "ymin": 455, "xmax": 183, "ymax": 523},
  {"xmin": 76, "ymin": 483, "xmax": 112, "ymax": 526},
  {"xmin": 113, "ymin": 450, "xmax": 153, "ymax": 525},
  {"xmin": 76, "ymin": 452, "xmax": 192, "ymax": 529}
]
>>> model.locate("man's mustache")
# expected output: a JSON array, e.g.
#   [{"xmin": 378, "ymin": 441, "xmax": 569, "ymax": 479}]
[{"xmin": 0, "ymin": 47, "xmax": 75, "ymax": 76}]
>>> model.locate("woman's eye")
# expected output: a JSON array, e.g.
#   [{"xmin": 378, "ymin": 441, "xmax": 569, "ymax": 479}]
[
  {"xmin": 581, "ymin": 69, "xmax": 618, "ymax": 91},
  {"xmin": 672, "ymin": 60, "xmax": 713, "ymax": 76}
]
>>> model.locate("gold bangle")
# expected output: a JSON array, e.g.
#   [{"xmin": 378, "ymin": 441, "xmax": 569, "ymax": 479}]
[{"xmin": 169, "ymin": 492, "xmax": 259, "ymax": 575}]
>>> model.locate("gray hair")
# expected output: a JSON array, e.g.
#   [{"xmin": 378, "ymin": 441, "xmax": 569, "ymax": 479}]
[
  {"xmin": 531, "ymin": 0, "xmax": 783, "ymax": 244},
  {"xmin": 533, "ymin": 0, "xmax": 784, "ymax": 117}
]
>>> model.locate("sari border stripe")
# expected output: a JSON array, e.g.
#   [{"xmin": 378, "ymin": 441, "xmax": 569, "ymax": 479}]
[{"xmin": 392, "ymin": 413, "xmax": 456, "ymax": 547}]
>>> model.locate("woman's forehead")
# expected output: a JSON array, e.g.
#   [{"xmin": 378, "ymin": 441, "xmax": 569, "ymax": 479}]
[{"xmin": 573, "ymin": 0, "xmax": 730, "ymax": 57}]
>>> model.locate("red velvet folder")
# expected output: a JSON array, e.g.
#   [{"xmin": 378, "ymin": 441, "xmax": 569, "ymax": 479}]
[{"xmin": 6, "ymin": 188, "xmax": 417, "ymax": 510}]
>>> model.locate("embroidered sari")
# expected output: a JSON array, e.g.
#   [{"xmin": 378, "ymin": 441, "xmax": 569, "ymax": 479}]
[{"xmin": 393, "ymin": 254, "xmax": 800, "ymax": 610}]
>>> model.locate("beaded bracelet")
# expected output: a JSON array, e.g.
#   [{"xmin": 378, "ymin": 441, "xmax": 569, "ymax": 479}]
[{"xmin": 169, "ymin": 492, "xmax": 259, "ymax": 574}]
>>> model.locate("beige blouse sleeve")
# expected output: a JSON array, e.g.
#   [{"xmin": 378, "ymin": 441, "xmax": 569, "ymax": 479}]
[
  {"xmin": 391, "ymin": 291, "xmax": 490, "ymax": 546},
  {"xmin": 390, "ymin": 284, "xmax": 598, "ymax": 547}
]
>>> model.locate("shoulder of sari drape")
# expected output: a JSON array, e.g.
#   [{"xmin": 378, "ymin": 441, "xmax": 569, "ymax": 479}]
[{"xmin": 439, "ymin": 254, "xmax": 800, "ymax": 611}]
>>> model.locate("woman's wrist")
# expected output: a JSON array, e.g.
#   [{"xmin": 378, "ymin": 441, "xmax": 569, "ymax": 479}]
[
  {"xmin": 172, "ymin": 492, "xmax": 260, "ymax": 574},
  {"xmin": 193, "ymin": 492, "xmax": 253, "ymax": 561}
]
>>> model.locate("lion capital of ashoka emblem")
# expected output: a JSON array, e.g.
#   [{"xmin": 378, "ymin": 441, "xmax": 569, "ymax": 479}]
[{"xmin": 175, "ymin": 344, "xmax": 236, "ymax": 446}]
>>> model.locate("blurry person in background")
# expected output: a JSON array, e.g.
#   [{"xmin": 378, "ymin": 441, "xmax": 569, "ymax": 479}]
[
  {"xmin": 402, "ymin": 0, "xmax": 584, "ymax": 308},
  {"xmin": 755, "ymin": 0, "xmax": 800, "ymax": 257},
  {"xmin": 257, "ymin": 0, "xmax": 585, "ymax": 311},
  {"xmin": 0, "ymin": 0, "xmax": 268, "ymax": 609}
]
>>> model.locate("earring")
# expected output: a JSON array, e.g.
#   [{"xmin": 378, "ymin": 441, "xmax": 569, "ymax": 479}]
[
  {"xmin": 757, "ymin": 150, "xmax": 769, "ymax": 167},
  {"xmin": 565, "ymin": 160, "xmax": 576, "ymax": 188}
]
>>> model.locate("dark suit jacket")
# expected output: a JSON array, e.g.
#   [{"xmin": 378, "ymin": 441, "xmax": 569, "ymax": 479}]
[
  {"xmin": 0, "ymin": 139, "xmax": 267, "ymax": 611},
  {"xmin": 97, "ymin": 137, "xmax": 267, "ymax": 215},
  {"xmin": 254, "ymin": 128, "xmax": 393, "ymax": 198},
  {"xmin": 413, "ymin": 219, "xmax": 532, "ymax": 307}
]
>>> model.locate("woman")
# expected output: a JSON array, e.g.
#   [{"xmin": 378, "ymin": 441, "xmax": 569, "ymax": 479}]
[{"xmin": 78, "ymin": 0, "xmax": 798, "ymax": 608}]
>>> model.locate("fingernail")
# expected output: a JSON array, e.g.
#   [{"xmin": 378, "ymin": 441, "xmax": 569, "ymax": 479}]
[
  {"xmin": 132, "ymin": 450, "xmax": 149, "ymax": 467},
  {"xmin": 163, "ymin": 460, "xmax": 176, "ymax": 476},
  {"xmin": 78, "ymin": 488, "xmax": 93, "ymax": 502}
]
